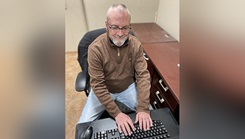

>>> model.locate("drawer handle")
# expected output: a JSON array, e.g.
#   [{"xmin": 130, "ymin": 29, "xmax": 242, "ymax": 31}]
[
  {"xmin": 143, "ymin": 53, "xmax": 149, "ymax": 61},
  {"xmin": 156, "ymin": 91, "xmax": 165, "ymax": 103},
  {"xmin": 159, "ymin": 79, "xmax": 169, "ymax": 92},
  {"xmin": 153, "ymin": 101, "xmax": 157, "ymax": 109}
]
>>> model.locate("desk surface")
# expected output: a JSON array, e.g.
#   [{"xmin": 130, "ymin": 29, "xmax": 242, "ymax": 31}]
[
  {"xmin": 76, "ymin": 108, "xmax": 179, "ymax": 139},
  {"xmin": 143, "ymin": 42, "xmax": 180, "ymax": 102},
  {"xmin": 131, "ymin": 23, "xmax": 177, "ymax": 44}
]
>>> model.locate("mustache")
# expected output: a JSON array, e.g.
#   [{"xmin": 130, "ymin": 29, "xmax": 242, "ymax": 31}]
[{"xmin": 114, "ymin": 35, "xmax": 126, "ymax": 38}]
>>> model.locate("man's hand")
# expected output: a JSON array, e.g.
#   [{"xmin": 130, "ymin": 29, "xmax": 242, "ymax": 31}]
[
  {"xmin": 115, "ymin": 112, "xmax": 135, "ymax": 136},
  {"xmin": 135, "ymin": 111, "xmax": 153, "ymax": 131}
]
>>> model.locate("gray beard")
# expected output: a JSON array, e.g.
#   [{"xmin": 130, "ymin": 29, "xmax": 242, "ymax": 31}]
[{"xmin": 112, "ymin": 39, "xmax": 126, "ymax": 47}]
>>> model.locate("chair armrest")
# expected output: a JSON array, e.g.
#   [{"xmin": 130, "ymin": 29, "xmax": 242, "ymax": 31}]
[{"xmin": 75, "ymin": 71, "xmax": 89, "ymax": 92}]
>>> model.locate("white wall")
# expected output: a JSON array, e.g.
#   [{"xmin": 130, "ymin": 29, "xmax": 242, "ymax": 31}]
[
  {"xmin": 65, "ymin": 0, "xmax": 87, "ymax": 52},
  {"xmin": 83, "ymin": 0, "xmax": 159, "ymax": 30},
  {"xmin": 157, "ymin": 0, "xmax": 179, "ymax": 41}
]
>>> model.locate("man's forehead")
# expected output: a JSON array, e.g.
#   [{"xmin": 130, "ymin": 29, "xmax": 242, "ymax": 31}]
[
  {"xmin": 108, "ymin": 14, "xmax": 130, "ymax": 23},
  {"xmin": 109, "ymin": 11, "xmax": 129, "ymax": 18},
  {"xmin": 108, "ymin": 20, "xmax": 130, "ymax": 27}
]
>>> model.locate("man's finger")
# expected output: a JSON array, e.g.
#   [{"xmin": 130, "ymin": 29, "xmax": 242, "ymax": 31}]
[
  {"xmin": 118, "ymin": 124, "xmax": 122, "ymax": 133},
  {"xmin": 121, "ymin": 124, "xmax": 128, "ymax": 136},
  {"xmin": 146, "ymin": 118, "xmax": 151, "ymax": 130},
  {"xmin": 125, "ymin": 122, "xmax": 132, "ymax": 136},
  {"xmin": 149, "ymin": 117, "xmax": 153, "ymax": 129},
  {"xmin": 143, "ymin": 118, "xmax": 147, "ymax": 131},
  {"xmin": 139, "ymin": 118, "xmax": 143, "ymax": 130},
  {"xmin": 149, "ymin": 117, "xmax": 153, "ymax": 126},
  {"xmin": 134, "ymin": 114, "xmax": 138, "ymax": 123},
  {"xmin": 128, "ymin": 120, "xmax": 135, "ymax": 132}
]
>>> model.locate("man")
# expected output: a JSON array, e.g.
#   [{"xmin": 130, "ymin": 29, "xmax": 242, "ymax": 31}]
[{"xmin": 78, "ymin": 4, "xmax": 152, "ymax": 136}]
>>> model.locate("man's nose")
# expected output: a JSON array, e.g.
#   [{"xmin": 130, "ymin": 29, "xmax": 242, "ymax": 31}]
[{"xmin": 117, "ymin": 29, "xmax": 124, "ymax": 36}]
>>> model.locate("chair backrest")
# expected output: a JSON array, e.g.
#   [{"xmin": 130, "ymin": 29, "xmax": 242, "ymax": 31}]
[
  {"xmin": 77, "ymin": 28, "xmax": 106, "ymax": 71},
  {"xmin": 77, "ymin": 28, "xmax": 134, "ymax": 71}
]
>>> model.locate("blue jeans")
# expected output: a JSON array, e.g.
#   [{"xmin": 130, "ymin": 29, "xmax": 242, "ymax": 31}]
[{"xmin": 78, "ymin": 82, "xmax": 152, "ymax": 124}]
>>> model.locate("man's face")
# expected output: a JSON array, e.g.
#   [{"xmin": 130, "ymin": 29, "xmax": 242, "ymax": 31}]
[{"xmin": 106, "ymin": 12, "xmax": 130, "ymax": 47}]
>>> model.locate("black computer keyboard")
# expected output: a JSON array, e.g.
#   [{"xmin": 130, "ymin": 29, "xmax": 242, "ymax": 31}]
[{"xmin": 94, "ymin": 120, "xmax": 171, "ymax": 139}]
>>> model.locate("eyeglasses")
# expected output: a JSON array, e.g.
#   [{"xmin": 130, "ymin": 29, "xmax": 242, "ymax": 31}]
[{"xmin": 108, "ymin": 24, "xmax": 131, "ymax": 32}]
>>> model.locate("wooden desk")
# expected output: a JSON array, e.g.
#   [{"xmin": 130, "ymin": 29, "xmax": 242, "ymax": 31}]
[
  {"xmin": 131, "ymin": 22, "xmax": 179, "ymax": 122},
  {"xmin": 143, "ymin": 42, "xmax": 180, "ymax": 122},
  {"xmin": 131, "ymin": 23, "xmax": 177, "ymax": 44}
]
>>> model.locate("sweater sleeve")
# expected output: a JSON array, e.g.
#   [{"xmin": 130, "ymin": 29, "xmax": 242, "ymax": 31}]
[
  {"xmin": 134, "ymin": 44, "xmax": 151, "ymax": 113},
  {"xmin": 88, "ymin": 46, "xmax": 121, "ymax": 118}
]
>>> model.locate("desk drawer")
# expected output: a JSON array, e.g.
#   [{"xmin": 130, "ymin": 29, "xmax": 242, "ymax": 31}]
[
  {"xmin": 150, "ymin": 86, "xmax": 169, "ymax": 109},
  {"xmin": 150, "ymin": 72, "xmax": 178, "ymax": 113}
]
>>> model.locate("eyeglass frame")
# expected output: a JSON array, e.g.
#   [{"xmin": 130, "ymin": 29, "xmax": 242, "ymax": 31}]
[{"xmin": 107, "ymin": 24, "xmax": 131, "ymax": 33}]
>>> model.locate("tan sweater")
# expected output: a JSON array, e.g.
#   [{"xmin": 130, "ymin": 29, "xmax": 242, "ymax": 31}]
[{"xmin": 88, "ymin": 33, "xmax": 151, "ymax": 118}]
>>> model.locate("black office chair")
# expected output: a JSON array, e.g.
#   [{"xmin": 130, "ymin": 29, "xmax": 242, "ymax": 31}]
[
  {"xmin": 75, "ymin": 28, "xmax": 135, "ymax": 117},
  {"xmin": 76, "ymin": 28, "xmax": 106, "ymax": 96}
]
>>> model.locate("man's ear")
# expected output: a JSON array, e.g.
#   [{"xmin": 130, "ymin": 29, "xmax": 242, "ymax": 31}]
[{"xmin": 105, "ymin": 21, "xmax": 108, "ymax": 31}]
